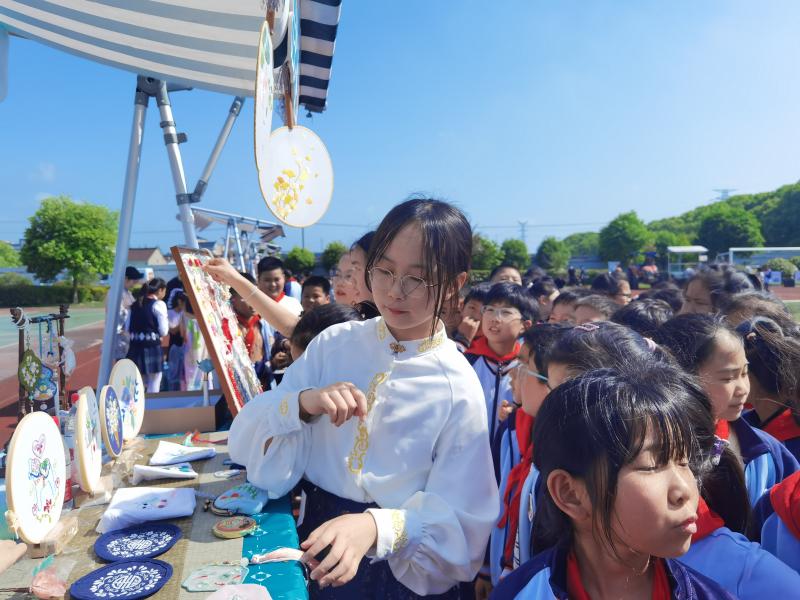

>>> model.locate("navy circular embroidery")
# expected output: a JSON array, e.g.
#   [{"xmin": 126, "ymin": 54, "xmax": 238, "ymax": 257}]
[
  {"xmin": 94, "ymin": 524, "xmax": 182, "ymax": 562},
  {"xmin": 70, "ymin": 559, "xmax": 172, "ymax": 600}
]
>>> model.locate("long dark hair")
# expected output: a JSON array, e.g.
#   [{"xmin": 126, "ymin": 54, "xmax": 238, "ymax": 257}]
[
  {"xmin": 531, "ymin": 366, "xmax": 711, "ymax": 555},
  {"xmin": 137, "ymin": 277, "xmax": 166, "ymax": 306},
  {"xmin": 653, "ymin": 313, "xmax": 740, "ymax": 375},
  {"xmin": 686, "ymin": 266, "xmax": 754, "ymax": 312},
  {"xmin": 366, "ymin": 198, "xmax": 471, "ymax": 336}
]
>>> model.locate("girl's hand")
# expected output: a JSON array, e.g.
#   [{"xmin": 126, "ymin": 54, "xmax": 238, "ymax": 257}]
[
  {"xmin": 300, "ymin": 513, "xmax": 377, "ymax": 588},
  {"xmin": 498, "ymin": 399, "xmax": 514, "ymax": 422},
  {"xmin": 299, "ymin": 383, "xmax": 367, "ymax": 426},
  {"xmin": 203, "ymin": 257, "xmax": 244, "ymax": 286},
  {"xmin": 458, "ymin": 315, "xmax": 480, "ymax": 344}
]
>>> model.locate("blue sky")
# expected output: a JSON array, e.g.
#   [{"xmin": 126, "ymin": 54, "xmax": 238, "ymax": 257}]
[{"xmin": 2, "ymin": 1, "xmax": 800, "ymax": 254}]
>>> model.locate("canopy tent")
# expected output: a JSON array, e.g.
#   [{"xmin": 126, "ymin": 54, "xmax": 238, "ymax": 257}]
[
  {"xmin": 0, "ymin": 0, "xmax": 342, "ymax": 388},
  {"xmin": 0, "ymin": 0, "xmax": 340, "ymax": 111}
]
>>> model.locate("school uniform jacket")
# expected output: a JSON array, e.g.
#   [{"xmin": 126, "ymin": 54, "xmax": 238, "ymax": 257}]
[
  {"xmin": 464, "ymin": 337, "xmax": 519, "ymax": 442},
  {"xmin": 752, "ymin": 470, "xmax": 800, "ymax": 573},
  {"xmin": 730, "ymin": 417, "xmax": 800, "ymax": 506},
  {"xmin": 679, "ymin": 501, "xmax": 800, "ymax": 598},
  {"xmin": 489, "ymin": 544, "xmax": 735, "ymax": 599},
  {"xmin": 228, "ymin": 317, "xmax": 500, "ymax": 596},
  {"xmin": 743, "ymin": 408, "xmax": 800, "ymax": 464}
]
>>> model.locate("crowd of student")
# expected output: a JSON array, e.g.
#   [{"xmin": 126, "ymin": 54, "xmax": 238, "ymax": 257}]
[{"xmin": 119, "ymin": 198, "xmax": 800, "ymax": 598}]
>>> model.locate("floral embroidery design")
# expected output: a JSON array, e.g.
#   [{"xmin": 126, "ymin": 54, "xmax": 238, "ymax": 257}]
[
  {"xmin": 28, "ymin": 434, "xmax": 60, "ymax": 525},
  {"xmin": 347, "ymin": 372, "xmax": 389, "ymax": 474},
  {"xmin": 389, "ymin": 510, "xmax": 408, "ymax": 553},
  {"xmin": 88, "ymin": 564, "xmax": 164, "ymax": 597},
  {"xmin": 105, "ymin": 530, "xmax": 175, "ymax": 559}
]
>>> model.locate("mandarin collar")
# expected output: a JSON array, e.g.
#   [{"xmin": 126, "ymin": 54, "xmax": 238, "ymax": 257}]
[{"xmin": 375, "ymin": 317, "xmax": 447, "ymax": 359}]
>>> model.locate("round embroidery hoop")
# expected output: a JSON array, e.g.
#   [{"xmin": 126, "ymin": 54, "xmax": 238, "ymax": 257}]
[
  {"xmin": 109, "ymin": 359, "xmax": 145, "ymax": 441},
  {"xmin": 98, "ymin": 385, "xmax": 124, "ymax": 458},
  {"xmin": 94, "ymin": 523, "xmax": 182, "ymax": 562},
  {"xmin": 5, "ymin": 411, "xmax": 66, "ymax": 544},
  {"xmin": 258, "ymin": 125, "xmax": 333, "ymax": 228},
  {"xmin": 212, "ymin": 516, "xmax": 257, "ymax": 539},
  {"xmin": 74, "ymin": 386, "xmax": 102, "ymax": 493},
  {"xmin": 269, "ymin": 0, "xmax": 289, "ymax": 47},
  {"xmin": 254, "ymin": 20, "xmax": 274, "ymax": 175},
  {"xmin": 70, "ymin": 558, "xmax": 172, "ymax": 600}
]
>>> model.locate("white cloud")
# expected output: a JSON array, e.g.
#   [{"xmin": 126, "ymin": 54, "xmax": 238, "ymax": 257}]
[{"xmin": 29, "ymin": 162, "xmax": 56, "ymax": 183}]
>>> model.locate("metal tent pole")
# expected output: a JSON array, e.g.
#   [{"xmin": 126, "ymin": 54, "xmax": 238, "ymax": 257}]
[
  {"xmin": 233, "ymin": 218, "xmax": 245, "ymax": 271},
  {"xmin": 155, "ymin": 81, "xmax": 198, "ymax": 248},
  {"xmin": 97, "ymin": 78, "xmax": 149, "ymax": 389},
  {"xmin": 192, "ymin": 97, "xmax": 244, "ymax": 202}
]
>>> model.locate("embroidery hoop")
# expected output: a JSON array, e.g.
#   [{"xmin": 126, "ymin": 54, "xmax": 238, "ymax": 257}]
[
  {"xmin": 5, "ymin": 411, "xmax": 65, "ymax": 544},
  {"xmin": 74, "ymin": 386, "xmax": 103, "ymax": 493},
  {"xmin": 109, "ymin": 359, "xmax": 145, "ymax": 441},
  {"xmin": 98, "ymin": 385, "xmax": 124, "ymax": 459},
  {"xmin": 254, "ymin": 19, "xmax": 275, "ymax": 176},
  {"xmin": 212, "ymin": 515, "xmax": 257, "ymax": 539},
  {"xmin": 268, "ymin": 0, "xmax": 289, "ymax": 47},
  {"xmin": 257, "ymin": 125, "xmax": 333, "ymax": 227}
]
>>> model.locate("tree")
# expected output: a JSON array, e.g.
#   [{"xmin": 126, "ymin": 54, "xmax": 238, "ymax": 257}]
[
  {"xmin": 598, "ymin": 211, "xmax": 653, "ymax": 265},
  {"xmin": 0, "ymin": 241, "xmax": 20, "ymax": 267},
  {"xmin": 471, "ymin": 233, "xmax": 504, "ymax": 271},
  {"xmin": 20, "ymin": 196, "xmax": 117, "ymax": 301},
  {"xmin": 321, "ymin": 241, "xmax": 348, "ymax": 271},
  {"xmin": 653, "ymin": 230, "xmax": 692, "ymax": 268},
  {"xmin": 501, "ymin": 239, "xmax": 530, "ymax": 271},
  {"xmin": 284, "ymin": 246, "xmax": 316, "ymax": 274},
  {"xmin": 535, "ymin": 237, "xmax": 570, "ymax": 272},
  {"xmin": 562, "ymin": 232, "xmax": 599, "ymax": 257},
  {"xmin": 695, "ymin": 205, "xmax": 764, "ymax": 258}
]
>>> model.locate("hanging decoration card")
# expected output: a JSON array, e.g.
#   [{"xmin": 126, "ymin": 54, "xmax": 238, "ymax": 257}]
[
  {"xmin": 254, "ymin": 19, "xmax": 275, "ymax": 173},
  {"xmin": 170, "ymin": 248, "xmax": 263, "ymax": 415},
  {"xmin": 109, "ymin": 359, "xmax": 145, "ymax": 441},
  {"xmin": 70, "ymin": 559, "xmax": 172, "ymax": 600},
  {"xmin": 98, "ymin": 385, "xmax": 124, "ymax": 458},
  {"xmin": 5, "ymin": 411, "xmax": 66, "ymax": 544},
  {"xmin": 258, "ymin": 125, "xmax": 333, "ymax": 227},
  {"xmin": 94, "ymin": 523, "xmax": 182, "ymax": 562},
  {"xmin": 74, "ymin": 386, "xmax": 102, "ymax": 493}
]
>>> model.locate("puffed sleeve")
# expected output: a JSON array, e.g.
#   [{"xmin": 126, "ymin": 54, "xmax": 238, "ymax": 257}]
[
  {"xmin": 366, "ymin": 374, "xmax": 500, "ymax": 595},
  {"xmin": 228, "ymin": 334, "xmax": 323, "ymax": 499}
]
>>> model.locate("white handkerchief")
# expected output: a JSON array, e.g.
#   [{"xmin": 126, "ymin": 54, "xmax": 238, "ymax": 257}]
[
  {"xmin": 97, "ymin": 487, "xmax": 196, "ymax": 533},
  {"xmin": 149, "ymin": 441, "xmax": 216, "ymax": 466},
  {"xmin": 131, "ymin": 462, "xmax": 198, "ymax": 485}
]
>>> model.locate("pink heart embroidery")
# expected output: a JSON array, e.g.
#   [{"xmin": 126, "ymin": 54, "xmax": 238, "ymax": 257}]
[{"xmin": 32, "ymin": 435, "xmax": 45, "ymax": 458}]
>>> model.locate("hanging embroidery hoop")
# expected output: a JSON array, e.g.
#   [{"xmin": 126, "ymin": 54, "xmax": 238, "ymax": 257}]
[
  {"xmin": 98, "ymin": 385, "xmax": 124, "ymax": 458},
  {"xmin": 18, "ymin": 348, "xmax": 42, "ymax": 395},
  {"xmin": 254, "ymin": 20, "xmax": 275, "ymax": 175},
  {"xmin": 5, "ymin": 411, "xmax": 66, "ymax": 544},
  {"xmin": 94, "ymin": 523, "xmax": 182, "ymax": 562},
  {"xmin": 74, "ymin": 386, "xmax": 102, "ymax": 494},
  {"xmin": 268, "ymin": 0, "xmax": 289, "ymax": 47},
  {"xmin": 109, "ymin": 359, "xmax": 145, "ymax": 441},
  {"xmin": 70, "ymin": 559, "xmax": 172, "ymax": 600},
  {"xmin": 212, "ymin": 515, "xmax": 257, "ymax": 539},
  {"xmin": 258, "ymin": 125, "xmax": 333, "ymax": 227}
]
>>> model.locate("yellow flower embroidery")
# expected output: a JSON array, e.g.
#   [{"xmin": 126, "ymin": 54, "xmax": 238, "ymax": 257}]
[
  {"xmin": 268, "ymin": 147, "xmax": 316, "ymax": 221},
  {"xmin": 347, "ymin": 372, "xmax": 389, "ymax": 473},
  {"xmin": 390, "ymin": 510, "xmax": 408, "ymax": 552},
  {"xmin": 377, "ymin": 319, "xmax": 387, "ymax": 341},
  {"xmin": 279, "ymin": 397, "xmax": 289, "ymax": 416},
  {"xmin": 417, "ymin": 331, "xmax": 445, "ymax": 353}
]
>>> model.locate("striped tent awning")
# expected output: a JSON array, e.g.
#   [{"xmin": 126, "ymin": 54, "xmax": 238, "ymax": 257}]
[{"xmin": 0, "ymin": 0, "xmax": 341, "ymax": 111}]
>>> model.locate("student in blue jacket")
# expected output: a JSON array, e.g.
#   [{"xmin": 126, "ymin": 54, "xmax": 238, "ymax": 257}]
[
  {"xmin": 654, "ymin": 313, "xmax": 799, "ymax": 506},
  {"xmin": 752, "ymin": 470, "xmax": 800, "ymax": 572},
  {"xmin": 491, "ymin": 367, "xmax": 733, "ymax": 599}
]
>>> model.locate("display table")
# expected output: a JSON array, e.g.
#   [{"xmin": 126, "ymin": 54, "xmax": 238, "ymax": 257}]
[{"xmin": 0, "ymin": 432, "xmax": 308, "ymax": 599}]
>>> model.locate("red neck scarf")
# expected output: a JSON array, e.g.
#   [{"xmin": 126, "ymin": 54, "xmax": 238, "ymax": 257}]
[
  {"xmin": 236, "ymin": 313, "xmax": 261, "ymax": 353},
  {"xmin": 714, "ymin": 420, "xmax": 730, "ymax": 440},
  {"xmin": 692, "ymin": 498, "xmax": 725, "ymax": 542},
  {"xmin": 770, "ymin": 470, "xmax": 800, "ymax": 539},
  {"xmin": 467, "ymin": 336, "xmax": 520, "ymax": 364},
  {"xmin": 273, "ymin": 291, "xmax": 286, "ymax": 304},
  {"xmin": 763, "ymin": 409, "xmax": 800, "ymax": 444},
  {"xmin": 496, "ymin": 412, "xmax": 535, "ymax": 568},
  {"xmin": 567, "ymin": 551, "xmax": 672, "ymax": 600},
  {"xmin": 566, "ymin": 551, "xmax": 671, "ymax": 600}
]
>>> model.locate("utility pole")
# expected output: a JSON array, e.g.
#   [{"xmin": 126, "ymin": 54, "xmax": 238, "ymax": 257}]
[
  {"xmin": 518, "ymin": 221, "xmax": 529, "ymax": 247},
  {"xmin": 712, "ymin": 188, "xmax": 736, "ymax": 202}
]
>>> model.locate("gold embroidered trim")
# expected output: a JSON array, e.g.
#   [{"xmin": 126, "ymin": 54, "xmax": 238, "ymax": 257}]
[
  {"xmin": 347, "ymin": 372, "xmax": 389, "ymax": 473},
  {"xmin": 417, "ymin": 331, "xmax": 445, "ymax": 353},
  {"xmin": 279, "ymin": 397, "xmax": 289, "ymax": 416},
  {"xmin": 390, "ymin": 510, "xmax": 408, "ymax": 552},
  {"xmin": 389, "ymin": 342, "xmax": 406, "ymax": 354},
  {"xmin": 377, "ymin": 319, "xmax": 387, "ymax": 341}
]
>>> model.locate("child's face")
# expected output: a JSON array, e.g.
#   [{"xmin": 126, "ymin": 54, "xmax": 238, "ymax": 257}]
[
  {"xmin": 462, "ymin": 299, "xmax": 483, "ymax": 322},
  {"xmin": 333, "ymin": 253, "xmax": 359, "ymax": 306},
  {"xmin": 613, "ymin": 281, "xmax": 632, "ymax": 305},
  {"xmin": 536, "ymin": 290, "xmax": 559, "ymax": 320},
  {"xmin": 548, "ymin": 301, "xmax": 575, "ymax": 324},
  {"xmin": 481, "ymin": 301, "xmax": 529, "ymax": 346},
  {"xmin": 611, "ymin": 429, "xmax": 699, "ymax": 559},
  {"xmin": 574, "ymin": 305, "xmax": 606, "ymax": 325},
  {"xmin": 231, "ymin": 294, "xmax": 255, "ymax": 319},
  {"xmin": 349, "ymin": 246, "xmax": 373, "ymax": 303},
  {"xmin": 512, "ymin": 344, "xmax": 550, "ymax": 417},
  {"xmin": 257, "ymin": 268, "xmax": 285, "ymax": 300},
  {"xmin": 491, "ymin": 267, "xmax": 522, "ymax": 286},
  {"xmin": 302, "ymin": 285, "xmax": 329, "ymax": 312},
  {"xmin": 680, "ymin": 280, "xmax": 713, "ymax": 315},
  {"xmin": 697, "ymin": 332, "xmax": 750, "ymax": 422}
]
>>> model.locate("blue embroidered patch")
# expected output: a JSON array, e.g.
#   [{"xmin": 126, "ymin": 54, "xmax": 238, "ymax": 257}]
[
  {"xmin": 70, "ymin": 559, "xmax": 172, "ymax": 599},
  {"xmin": 95, "ymin": 523, "xmax": 182, "ymax": 562}
]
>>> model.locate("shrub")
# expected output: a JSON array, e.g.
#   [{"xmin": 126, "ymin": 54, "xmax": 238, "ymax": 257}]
[
  {"xmin": 763, "ymin": 258, "xmax": 798, "ymax": 279},
  {"xmin": 0, "ymin": 284, "xmax": 108, "ymax": 308}
]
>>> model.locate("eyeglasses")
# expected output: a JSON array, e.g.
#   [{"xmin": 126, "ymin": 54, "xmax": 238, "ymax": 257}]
[
  {"xmin": 332, "ymin": 270, "xmax": 357, "ymax": 288},
  {"xmin": 517, "ymin": 363, "xmax": 550, "ymax": 387},
  {"xmin": 481, "ymin": 306, "xmax": 523, "ymax": 322},
  {"xmin": 368, "ymin": 266, "xmax": 436, "ymax": 299}
]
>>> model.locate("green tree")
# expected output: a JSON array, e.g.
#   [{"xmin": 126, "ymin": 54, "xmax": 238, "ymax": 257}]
[
  {"xmin": 695, "ymin": 205, "xmax": 764, "ymax": 258},
  {"xmin": 653, "ymin": 230, "xmax": 692, "ymax": 268},
  {"xmin": 535, "ymin": 237, "xmax": 571, "ymax": 271},
  {"xmin": 321, "ymin": 241, "xmax": 348, "ymax": 271},
  {"xmin": 471, "ymin": 233, "xmax": 504, "ymax": 271},
  {"xmin": 598, "ymin": 211, "xmax": 653, "ymax": 265},
  {"xmin": 762, "ymin": 258, "xmax": 797, "ymax": 279},
  {"xmin": 501, "ymin": 239, "xmax": 530, "ymax": 271},
  {"xmin": 284, "ymin": 246, "xmax": 316, "ymax": 274},
  {"xmin": 20, "ymin": 196, "xmax": 117, "ymax": 302},
  {"xmin": 0, "ymin": 241, "xmax": 21, "ymax": 267},
  {"xmin": 562, "ymin": 232, "xmax": 599, "ymax": 257}
]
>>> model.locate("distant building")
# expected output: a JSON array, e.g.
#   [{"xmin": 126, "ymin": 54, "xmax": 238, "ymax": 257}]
[{"xmin": 127, "ymin": 247, "xmax": 168, "ymax": 268}]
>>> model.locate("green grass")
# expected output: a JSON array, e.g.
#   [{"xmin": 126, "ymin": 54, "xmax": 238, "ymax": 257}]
[
  {"xmin": 788, "ymin": 301, "xmax": 800, "ymax": 321},
  {"xmin": 0, "ymin": 304, "xmax": 106, "ymax": 348}
]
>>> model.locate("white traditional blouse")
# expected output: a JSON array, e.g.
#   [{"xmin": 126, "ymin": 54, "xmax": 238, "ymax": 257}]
[{"xmin": 229, "ymin": 316, "xmax": 499, "ymax": 595}]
